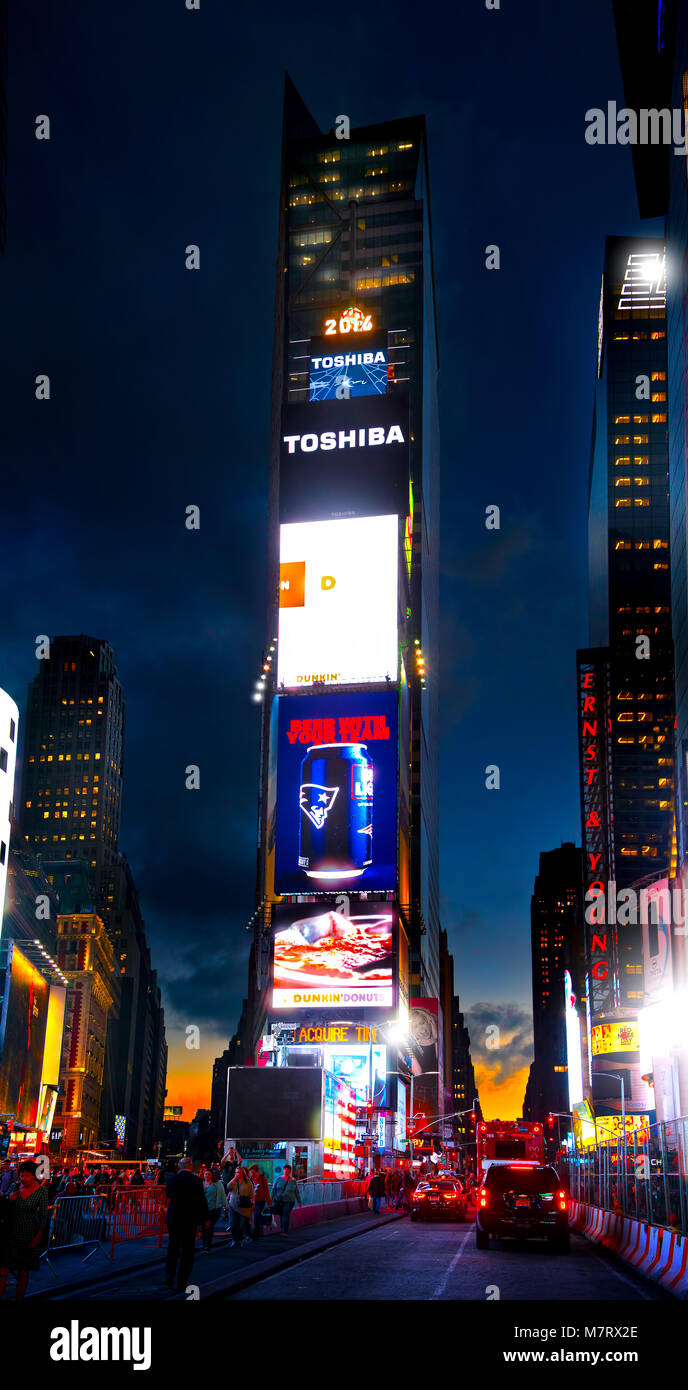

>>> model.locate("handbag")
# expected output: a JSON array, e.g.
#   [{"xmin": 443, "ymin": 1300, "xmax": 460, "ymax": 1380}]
[{"xmin": 269, "ymin": 1198, "xmax": 283, "ymax": 1216}]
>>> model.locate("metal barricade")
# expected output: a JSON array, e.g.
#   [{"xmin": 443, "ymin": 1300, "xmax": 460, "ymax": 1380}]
[
  {"xmin": 109, "ymin": 1185, "xmax": 168, "ymax": 1259},
  {"xmin": 43, "ymin": 1193, "xmax": 111, "ymax": 1275},
  {"xmin": 563, "ymin": 1114, "xmax": 688, "ymax": 1235}
]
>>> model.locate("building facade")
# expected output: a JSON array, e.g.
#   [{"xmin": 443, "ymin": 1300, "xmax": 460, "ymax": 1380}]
[
  {"xmin": 239, "ymin": 79, "xmax": 442, "ymax": 1165},
  {"xmin": 18, "ymin": 636, "xmax": 166, "ymax": 1154}
]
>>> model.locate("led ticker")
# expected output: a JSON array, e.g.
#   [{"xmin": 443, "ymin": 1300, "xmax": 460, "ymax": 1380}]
[{"xmin": 324, "ymin": 306, "xmax": 374, "ymax": 335}]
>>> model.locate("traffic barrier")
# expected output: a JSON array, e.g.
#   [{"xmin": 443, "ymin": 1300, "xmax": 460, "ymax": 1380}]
[
  {"xmin": 628, "ymin": 1222, "xmax": 652, "ymax": 1268},
  {"xmin": 46, "ymin": 1195, "xmax": 110, "ymax": 1257},
  {"xmin": 649, "ymin": 1228, "xmax": 677, "ymax": 1285},
  {"xmin": 109, "ymin": 1185, "xmax": 168, "ymax": 1259},
  {"xmin": 602, "ymin": 1212, "xmax": 624, "ymax": 1251},
  {"xmin": 617, "ymin": 1218, "xmax": 640, "ymax": 1261},
  {"xmin": 576, "ymin": 1202, "xmax": 687, "ymax": 1298},
  {"xmin": 637, "ymin": 1223, "xmax": 663, "ymax": 1278},
  {"xmin": 658, "ymin": 1231, "xmax": 688, "ymax": 1295}
]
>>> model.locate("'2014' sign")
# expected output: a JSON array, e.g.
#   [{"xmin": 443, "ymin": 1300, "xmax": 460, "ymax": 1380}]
[{"xmin": 324, "ymin": 306, "xmax": 374, "ymax": 335}]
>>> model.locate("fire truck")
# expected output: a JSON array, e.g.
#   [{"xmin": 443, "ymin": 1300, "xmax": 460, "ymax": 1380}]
[{"xmin": 476, "ymin": 1119, "xmax": 544, "ymax": 1177}]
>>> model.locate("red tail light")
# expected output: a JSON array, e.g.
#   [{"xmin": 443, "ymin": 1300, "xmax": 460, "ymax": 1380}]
[
  {"xmin": 479, "ymin": 1187, "xmax": 488, "ymax": 1209},
  {"xmin": 557, "ymin": 1189, "xmax": 568, "ymax": 1212}
]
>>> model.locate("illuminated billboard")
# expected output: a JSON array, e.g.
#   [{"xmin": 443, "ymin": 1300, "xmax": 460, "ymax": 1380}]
[
  {"xmin": 272, "ymin": 901, "xmax": 395, "ymax": 1010},
  {"xmin": 274, "ymin": 691, "xmax": 398, "ymax": 893},
  {"xmin": 564, "ymin": 971, "xmax": 583, "ymax": 1109},
  {"xmin": 278, "ymin": 515, "xmax": 398, "ymax": 689},
  {"xmin": 591, "ymin": 1020, "xmax": 639, "ymax": 1055},
  {"xmin": 309, "ymin": 335, "xmax": 388, "ymax": 401},
  {"xmin": 0, "ymin": 944, "xmax": 50, "ymax": 1127},
  {"xmin": 279, "ymin": 395, "xmax": 409, "ymax": 524}
]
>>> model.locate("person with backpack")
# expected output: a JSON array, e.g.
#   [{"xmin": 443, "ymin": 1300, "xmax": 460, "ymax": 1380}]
[{"xmin": 248, "ymin": 1164, "xmax": 271, "ymax": 1240}]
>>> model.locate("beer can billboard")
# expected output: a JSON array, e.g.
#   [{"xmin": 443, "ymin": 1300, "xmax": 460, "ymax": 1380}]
[
  {"xmin": 272, "ymin": 900, "xmax": 395, "ymax": 1010},
  {"xmin": 279, "ymin": 395, "xmax": 409, "ymax": 524},
  {"xmin": 278, "ymin": 514, "xmax": 399, "ymax": 689},
  {"xmin": 274, "ymin": 691, "xmax": 398, "ymax": 895}
]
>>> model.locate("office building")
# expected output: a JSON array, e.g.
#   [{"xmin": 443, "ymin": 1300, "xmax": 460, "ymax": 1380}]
[
  {"xmin": 578, "ymin": 234, "xmax": 674, "ymax": 1019},
  {"xmin": 240, "ymin": 79, "xmax": 441, "ymax": 1161}
]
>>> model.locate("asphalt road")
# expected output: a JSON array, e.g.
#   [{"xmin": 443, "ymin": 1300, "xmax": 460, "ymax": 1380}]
[{"xmin": 228, "ymin": 1217, "xmax": 672, "ymax": 1301}]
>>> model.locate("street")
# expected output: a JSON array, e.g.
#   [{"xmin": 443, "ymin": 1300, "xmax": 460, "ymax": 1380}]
[{"xmin": 228, "ymin": 1219, "xmax": 672, "ymax": 1301}]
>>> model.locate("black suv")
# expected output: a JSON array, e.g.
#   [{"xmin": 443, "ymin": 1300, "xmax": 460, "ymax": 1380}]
[{"xmin": 475, "ymin": 1163, "xmax": 570, "ymax": 1252}]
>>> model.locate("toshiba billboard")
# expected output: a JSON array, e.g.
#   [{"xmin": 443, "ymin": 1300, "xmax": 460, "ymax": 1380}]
[
  {"xmin": 279, "ymin": 395, "xmax": 409, "ymax": 524},
  {"xmin": 278, "ymin": 514, "xmax": 398, "ymax": 688}
]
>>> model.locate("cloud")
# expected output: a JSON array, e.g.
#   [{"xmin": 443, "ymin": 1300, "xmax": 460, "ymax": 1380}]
[{"xmin": 464, "ymin": 1001, "xmax": 533, "ymax": 1081}]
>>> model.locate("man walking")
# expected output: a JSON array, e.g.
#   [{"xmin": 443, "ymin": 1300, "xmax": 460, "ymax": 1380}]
[
  {"xmin": 164, "ymin": 1157, "xmax": 208, "ymax": 1293},
  {"xmin": 368, "ymin": 1169, "xmax": 386, "ymax": 1214}
]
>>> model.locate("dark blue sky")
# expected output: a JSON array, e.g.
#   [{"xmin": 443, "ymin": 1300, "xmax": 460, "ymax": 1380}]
[{"xmin": 1, "ymin": 1, "xmax": 661, "ymax": 1111}]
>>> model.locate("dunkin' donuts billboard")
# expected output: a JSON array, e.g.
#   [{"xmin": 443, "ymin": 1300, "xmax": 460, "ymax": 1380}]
[
  {"xmin": 274, "ymin": 691, "xmax": 398, "ymax": 895},
  {"xmin": 272, "ymin": 901, "xmax": 395, "ymax": 1010}
]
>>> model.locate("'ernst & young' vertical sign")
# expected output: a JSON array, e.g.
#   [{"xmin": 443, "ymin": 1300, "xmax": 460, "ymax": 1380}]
[{"xmin": 578, "ymin": 656, "xmax": 617, "ymax": 1014}]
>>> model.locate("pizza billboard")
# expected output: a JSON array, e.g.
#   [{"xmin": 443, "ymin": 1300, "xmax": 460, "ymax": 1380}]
[{"xmin": 271, "ymin": 901, "xmax": 396, "ymax": 1010}]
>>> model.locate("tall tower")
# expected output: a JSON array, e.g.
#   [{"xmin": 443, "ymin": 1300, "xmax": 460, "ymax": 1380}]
[
  {"xmin": 579, "ymin": 236, "xmax": 673, "ymax": 1008},
  {"xmin": 525, "ymin": 843, "xmax": 583, "ymax": 1122},
  {"xmin": 577, "ymin": 237, "xmax": 673, "ymax": 1126},
  {"xmin": 20, "ymin": 635, "xmax": 124, "ymax": 873},
  {"xmin": 245, "ymin": 80, "xmax": 440, "ymax": 1146}
]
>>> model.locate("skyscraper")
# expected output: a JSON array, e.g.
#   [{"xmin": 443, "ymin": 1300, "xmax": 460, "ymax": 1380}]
[
  {"xmin": 523, "ymin": 843, "xmax": 583, "ymax": 1123},
  {"xmin": 19, "ymin": 636, "xmax": 166, "ymax": 1156},
  {"xmin": 578, "ymin": 235, "xmax": 674, "ymax": 1017},
  {"xmin": 21, "ymin": 635, "xmax": 124, "ymax": 872},
  {"xmin": 243, "ymin": 79, "xmax": 441, "ymax": 1152}
]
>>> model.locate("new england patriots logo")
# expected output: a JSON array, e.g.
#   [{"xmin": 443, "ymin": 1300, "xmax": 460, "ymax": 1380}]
[{"xmin": 299, "ymin": 783, "xmax": 339, "ymax": 829}]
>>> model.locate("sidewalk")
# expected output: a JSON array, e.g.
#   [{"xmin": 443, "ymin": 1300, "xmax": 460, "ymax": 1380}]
[{"xmin": 25, "ymin": 1207, "xmax": 405, "ymax": 1302}]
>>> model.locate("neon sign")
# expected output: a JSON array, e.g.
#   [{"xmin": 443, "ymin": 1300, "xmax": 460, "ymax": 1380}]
[
  {"xmin": 324, "ymin": 306, "xmax": 374, "ymax": 335},
  {"xmin": 578, "ymin": 658, "xmax": 617, "ymax": 1012}
]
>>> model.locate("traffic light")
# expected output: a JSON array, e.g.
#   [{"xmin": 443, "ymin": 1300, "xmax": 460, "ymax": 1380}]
[
  {"xmin": 547, "ymin": 1113, "xmax": 555, "ymax": 1132},
  {"xmin": 469, "ymin": 1110, "xmax": 476, "ymax": 1131}
]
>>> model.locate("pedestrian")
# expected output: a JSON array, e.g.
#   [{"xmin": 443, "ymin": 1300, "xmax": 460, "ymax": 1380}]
[
  {"xmin": 221, "ymin": 1146, "xmax": 241, "ymax": 1189},
  {"xmin": 201, "ymin": 1168, "xmax": 227, "ymax": 1252},
  {"xmin": 0, "ymin": 1162, "xmax": 15, "ymax": 1197},
  {"xmin": 164, "ymin": 1157, "xmax": 209, "ymax": 1293},
  {"xmin": 368, "ymin": 1169, "xmax": 386, "ymax": 1214},
  {"xmin": 129, "ymin": 1167, "xmax": 144, "ymax": 1187},
  {"xmin": 164, "ymin": 1160, "xmax": 179, "ymax": 1199},
  {"xmin": 270, "ymin": 1164, "xmax": 302, "ymax": 1237},
  {"xmin": 248, "ymin": 1164, "xmax": 271, "ymax": 1241},
  {"xmin": 0, "ymin": 1160, "xmax": 50, "ymax": 1301},
  {"xmin": 227, "ymin": 1166, "xmax": 254, "ymax": 1247}
]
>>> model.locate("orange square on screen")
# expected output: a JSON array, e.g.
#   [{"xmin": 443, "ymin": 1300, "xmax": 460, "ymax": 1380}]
[{"xmin": 279, "ymin": 561, "xmax": 305, "ymax": 607}]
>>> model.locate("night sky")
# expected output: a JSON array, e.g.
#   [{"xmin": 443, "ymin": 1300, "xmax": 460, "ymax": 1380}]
[{"xmin": 1, "ymin": 1, "xmax": 661, "ymax": 1119}]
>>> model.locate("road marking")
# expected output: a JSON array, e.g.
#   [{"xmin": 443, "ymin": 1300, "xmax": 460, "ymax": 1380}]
[{"xmin": 430, "ymin": 1228, "xmax": 473, "ymax": 1299}]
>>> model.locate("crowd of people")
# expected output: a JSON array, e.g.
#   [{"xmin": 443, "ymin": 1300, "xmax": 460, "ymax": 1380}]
[
  {"xmin": 0, "ymin": 1146, "xmax": 459, "ymax": 1299},
  {"xmin": 162, "ymin": 1150, "xmax": 304, "ymax": 1290}
]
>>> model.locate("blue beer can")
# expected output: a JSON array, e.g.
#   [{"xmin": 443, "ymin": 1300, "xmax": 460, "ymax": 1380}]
[{"xmin": 298, "ymin": 742, "xmax": 373, "ymax": 880}]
